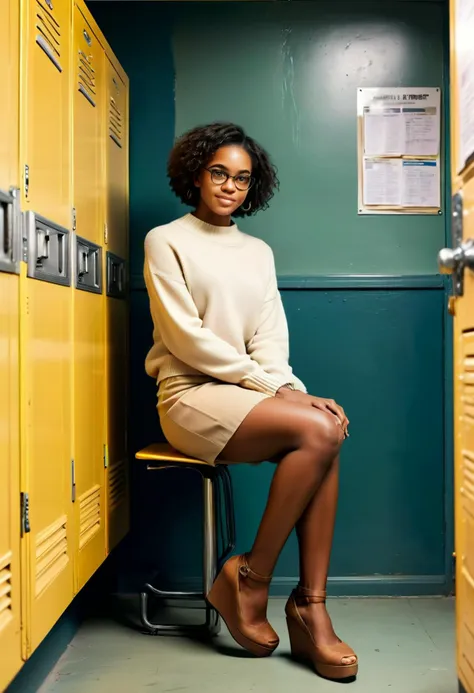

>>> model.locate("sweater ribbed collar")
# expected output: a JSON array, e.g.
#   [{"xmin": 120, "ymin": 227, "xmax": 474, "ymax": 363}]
[{"xmin": 179, "ymin": 213, "xmax": 244, "ymax": 246}]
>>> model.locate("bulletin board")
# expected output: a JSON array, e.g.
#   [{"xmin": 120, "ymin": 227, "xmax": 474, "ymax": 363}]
[{"xmin": 357, "ymin": 87, "xmax": 442, "ymax": 215}]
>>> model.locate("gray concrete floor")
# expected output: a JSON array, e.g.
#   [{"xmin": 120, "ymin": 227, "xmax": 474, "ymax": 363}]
[{"xmin": 40, "ymin": 597, "xmax": 457, "ymax": 693}]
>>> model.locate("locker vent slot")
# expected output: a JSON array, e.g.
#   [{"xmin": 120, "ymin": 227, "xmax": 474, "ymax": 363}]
[
  {"xmin": 36, "ymin": 0, "xmax": 62, "ymax": 73},
  {"xmin": 0, "ymin": 554, "xmax": 13, "ymax": 631},
  {"xmin": 35, "ymin": 517, "xmax": 69, "ymax": 597},
  {"xmin": 462, "ymin": 452, "xmax": 474, "ymax": 516},
  {"xmin": 78, "ymin": 50, "xmax": 96, "ymax": 107},
  {"xmin": 108, "ymin": 460, "xmax": 127, "ymax": 511},
  {"xmin": 79, "ymin": 486, "xmax": 101, "ymax": 549},
  {"xmin": 109, "ymin": 96, "xmax": 123, "ymax": 148}
]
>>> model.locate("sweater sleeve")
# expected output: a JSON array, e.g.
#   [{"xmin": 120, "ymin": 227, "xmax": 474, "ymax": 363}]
[
  {"xmin": 246, "ymin": 248, "xmax": 306, "ymax": 393},
  {"xmin": 144, "ymin": 233, "xmax": 290, "ymax": 396}
]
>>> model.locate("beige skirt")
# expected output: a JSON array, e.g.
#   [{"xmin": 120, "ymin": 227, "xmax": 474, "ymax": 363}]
[{"xmin": 157, "ymin": 375, "xmax": 271, "ymax": 464}]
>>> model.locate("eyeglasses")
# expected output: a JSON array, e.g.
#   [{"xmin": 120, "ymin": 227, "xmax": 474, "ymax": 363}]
[{"xmin": 205, "ymin": 167, "xmax": 254, "ymax": 191}]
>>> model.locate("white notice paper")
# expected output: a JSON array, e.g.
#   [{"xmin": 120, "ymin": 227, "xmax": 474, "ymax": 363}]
[
  {"xmin": 359, "ymin": 88, "xmax": 440, "ymax": 157},
  {"xmin": 401, "ymin": 160, "xmax": 440, "ymax": 207},
  {"xmin": 457, "ymin": 0, "xmax": 474, "ymax": 168},
  {"xmin": 363, "ymin": 158, "xmax": 401, "ymax": 206},
  {"xmin": 404, "ymin": 112, "xmax": 439, "ymax": 155},
  {"xmin": 364, "ymin": 110, "xmax": 403, "ymax": 156}
]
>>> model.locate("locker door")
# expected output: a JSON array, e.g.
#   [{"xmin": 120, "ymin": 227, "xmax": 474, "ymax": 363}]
[
  {"xmin": 439, "ymin": 2, "xmax": 474, "ymax": 692},
  {"xmin": 105, "ymin": 58, "xmax": 129, "ymax": 260},
  {"xmin": 0, "ymin": 0, "xmax": 20, "ymax": 191},
  {"xmin": 21, "ymin": 212, "xmax": 74, "ymax": 656},
  {"xmin": 105, "ymin": 253, "xmax": 129, "ymax": 553},
  {"xmin": 0, "ymin": 194, "xmax": 22, "ymax": 690},
  {"xmin": 72, "ymin": 3, "xmax": 104, "ymax": 246},
  {"xmin": 72, "ymin": 237, "xmax": 106, "ymax": 591},
  {"xmin": 21, "ymin": 0, "xmax": 71, "ymax": 228}
]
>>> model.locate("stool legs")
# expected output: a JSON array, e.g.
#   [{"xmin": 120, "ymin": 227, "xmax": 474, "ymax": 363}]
[
  {"xmin": 203, "ymin": 476, "xmax": 220, "ymax": 635},
  {"xmin": 139, "ymin": 468, "xmax": 222, "ymax": 636}
]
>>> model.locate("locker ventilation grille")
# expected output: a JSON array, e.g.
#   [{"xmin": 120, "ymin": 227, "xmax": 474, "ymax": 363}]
[
  {"xmin": 108, "ymin": 460, "xmax": 127, "ymax": 511},
  {"xmin": 0, "ymin": 554, "xmax": 13, "ymax": 631},
  {"xmin": 109, "ymin": 96, "xmax": 123, "ymax": 148},
  {"xmin": 35, "ymin": 0, "xmax": 62, "ymax": 72},
  {"xmin": 78, "ymin": 50, "xmax": 96, "ymax": 107},
  {"xmin": 36, "ymin": 517, "xmax": 68, "ymax": 597},
  {"xmin": 463, "ymin": 452, "xmax": 474, "ymax": 512},
  {"xmin": 79, "ymin": 486, "xmax": 101, "ymax": 549}
]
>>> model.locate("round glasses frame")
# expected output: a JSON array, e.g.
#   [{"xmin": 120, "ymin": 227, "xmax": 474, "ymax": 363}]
[{"xmin": 205, "ymin": 167, "xmax": 254, "ymax": 191}]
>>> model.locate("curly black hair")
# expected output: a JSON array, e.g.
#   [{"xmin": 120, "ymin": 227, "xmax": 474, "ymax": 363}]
[{"xmin": 167, "ymin": 122, "xmax": 279, "ymax": 217}]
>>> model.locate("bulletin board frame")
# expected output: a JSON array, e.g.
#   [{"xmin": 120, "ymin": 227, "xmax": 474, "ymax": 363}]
[{"xmin": 357, "ymin": 87, "xmax": 442, "ymax": 216}]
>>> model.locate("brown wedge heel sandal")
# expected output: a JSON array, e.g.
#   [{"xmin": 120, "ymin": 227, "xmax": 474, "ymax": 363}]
[
  {"xmin": 285, "ymin": 586, "xmax": 358, "ymax": 680},
  {"xmin": 206, "ymin": 554, "xmax": 279, "ymax": 657}
]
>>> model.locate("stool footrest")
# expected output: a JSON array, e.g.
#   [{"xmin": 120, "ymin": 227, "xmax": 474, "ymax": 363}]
[
  {"xmin": 139, "ymin": 591, "xmax": 220, "ymax": 637},
  {"xmin": 144, "ymin": 583, "xmax": 204, "ymax": 600}
]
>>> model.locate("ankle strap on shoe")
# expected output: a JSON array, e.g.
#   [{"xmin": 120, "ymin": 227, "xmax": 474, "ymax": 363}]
[
  {"xmin": 294, "ymin": 585, "xmax": 327, "ymax": 605},
  {"xmin": 238, "ymin": 556, "xmax": 272, "ymax": 584}
]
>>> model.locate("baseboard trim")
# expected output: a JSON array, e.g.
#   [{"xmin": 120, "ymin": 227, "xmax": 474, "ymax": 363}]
[
  {"xmin": 130, "ymin": 273, "xmax": 445, "ymax": 291},
  {"xmin": 151, "ymin": 574, "xmax": 449, "ymax": 598}
]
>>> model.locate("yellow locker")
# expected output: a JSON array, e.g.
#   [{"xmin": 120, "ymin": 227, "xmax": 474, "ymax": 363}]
[
  {"xmin": 20, "ymin": 213, "xmax": 74, "ymax": 656},
  {"xmin": 103, "ymin": 49, "xmax": 130, "ymax": 552},
  {"xmin": 72, "ymin": 236, "xmax": 106, "ymax": 591},
  {"xmin": 72, "ymin": 2, "xmax": 105, "ymax": 246},
  {"xmin": 105, "ymin": 56, "xmax": 129, "ymax": 260},
  {"xmin": 20, "ymin": 0, "xmax": 71, "ymax": 228},
  {"xmin": 0, "ymin": 195, "xmax": 22, "ymax": 690},
  {"xmin": 105, "ymin": 253, "xmax": 129, "ymax": 553},
  {"xmin": 0, "ymin": 0, "xmax": 20, "ymax": 191},
  {"xmin": 444, "ymin": 1, "xmax": 474, "ymax": 692},
  {"xmin": 71, "ymin": 1, "xmax": 107, "ymax": 590},
  {"xmin": 0, "ymin": 1, "xmax": 22, "ymax": 686}
]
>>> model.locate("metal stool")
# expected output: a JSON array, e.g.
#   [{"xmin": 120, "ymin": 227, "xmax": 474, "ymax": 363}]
[{"xmin": 135, "ymin": 443, "xmax": 235, "ymax": 636}]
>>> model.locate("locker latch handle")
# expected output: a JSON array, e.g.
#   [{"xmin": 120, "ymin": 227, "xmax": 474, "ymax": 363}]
[
  {"xmin": 78, "ymin": 248, "xmax": 89, "ymax": 277},
  {"xmin": 36, "ymin": 229, "xmax": 50, "ymax": 267}
]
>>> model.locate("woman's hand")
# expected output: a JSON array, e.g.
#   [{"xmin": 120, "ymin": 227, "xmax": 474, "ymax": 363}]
[{"xmin": 276, "ymin": 387, "xmax": 349, "ymax": 438}]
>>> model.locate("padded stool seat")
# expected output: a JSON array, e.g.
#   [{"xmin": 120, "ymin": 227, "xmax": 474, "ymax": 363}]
[{"xmin": 135, "ymin": 442, "xmax": 235, "ymax": 636}]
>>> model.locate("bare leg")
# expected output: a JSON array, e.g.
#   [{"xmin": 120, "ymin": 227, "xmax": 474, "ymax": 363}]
[
  {"xmin": 294, "ymin": 457, "xmax": 356, "ymax": 665},
  {"xmin": 219, "ymin": 398, "xmax": 344, "ymax": 627}
]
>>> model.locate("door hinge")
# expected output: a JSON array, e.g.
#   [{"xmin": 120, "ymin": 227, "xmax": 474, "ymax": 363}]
[
  {"xmin": 104, "ymin": 443, "xmax": 109, "ymax": 468},
  {"xmin": 104, "ymin": 222, "xmax": 108, "ymax": 245},
  {"xmin": 24, "ymin": 164, "xmax": 29, "ymax": 197},
  {"xmin": 71, "ymin": 459, "xmax": 76, "ymax": 502},
  {"xmin": 72, "ymin": 207, "xmax": 77, "ymax": 232},
  {"xmin": 21, "ymin": 492, "xmax": 31, "ymax": 535}
]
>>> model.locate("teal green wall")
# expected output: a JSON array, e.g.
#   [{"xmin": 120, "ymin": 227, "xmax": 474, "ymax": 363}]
[
  {"xmin": 173, "ymin": 1, "xmax": 446, "ymax": 275},
  {"xmin": 90, "ymin": 1, "xmax": 451, "ymax": 598}
]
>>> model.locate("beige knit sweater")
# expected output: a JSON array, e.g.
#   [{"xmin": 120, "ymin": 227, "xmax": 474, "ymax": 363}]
[{"xmin": 143, "ymin": 213, "xmax": 306, "ymax": 396}]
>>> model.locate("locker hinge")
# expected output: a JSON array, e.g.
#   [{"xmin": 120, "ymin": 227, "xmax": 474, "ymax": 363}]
[
  {"xmin": 24, "ymin": 164, "xmax": 29, "ymax": 197},
  {"xmin": 71, "ymin": 459, "xmax": 76, "ymax": 502},
  {"xmin": 104, "ymin": 443, "xmax": 109, "ymax": 468},
  {"xmin": 21, "ymin": 492, "xmax": 31, "ymax": 535},
  {"xmin": 72, "ymin": 207, "xmax": 77, "ymax": 232},
  {"xmin": 104, "ymin": 222, "xmax": 108, "ymax": 245}
]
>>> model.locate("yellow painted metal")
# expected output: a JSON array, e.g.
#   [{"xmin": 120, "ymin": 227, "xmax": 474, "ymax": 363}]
[
  {"xmin": 103, "ymin": 47, "xmax": 130, "ymax": 553},
  {"xmin": 136, "ymin": 443, "xmax": 211, "ymax": 467},
  {"xmin": 0, "ymin": 0, "xmax": 20, "ymax": 191},
  {"xmin": 20, "ymin": 0, "xmax": 71, "ymax": 228},
  {"xmin": 70, "ymin": 0, "xmax": 107, "ymax": 590},
  {"xmin": 72, "ymin": 286, "xmax": 106, "ymax": 591},
  {"xmin": 72, "ymin": 2, "xmax": 105, "ymax": 246},
  {"xmin": 105, "ymin": 57, "xmax": 129, "ymax": 260},
  {"xmin": 0, "ymin": 270, "xmax": 22, "ymax": 689},
  {"xmin": 450, "ymin": 1, "xmax": 474, "ymax": 691},
  {"xmin": 19, "ymin": 259, "xmax": 74, "ymax": 657}
]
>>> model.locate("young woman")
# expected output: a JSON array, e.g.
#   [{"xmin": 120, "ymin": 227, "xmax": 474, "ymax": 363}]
[{"xmin": 143, "ymin": 122, "xmax": 358, "ymax": 680}]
